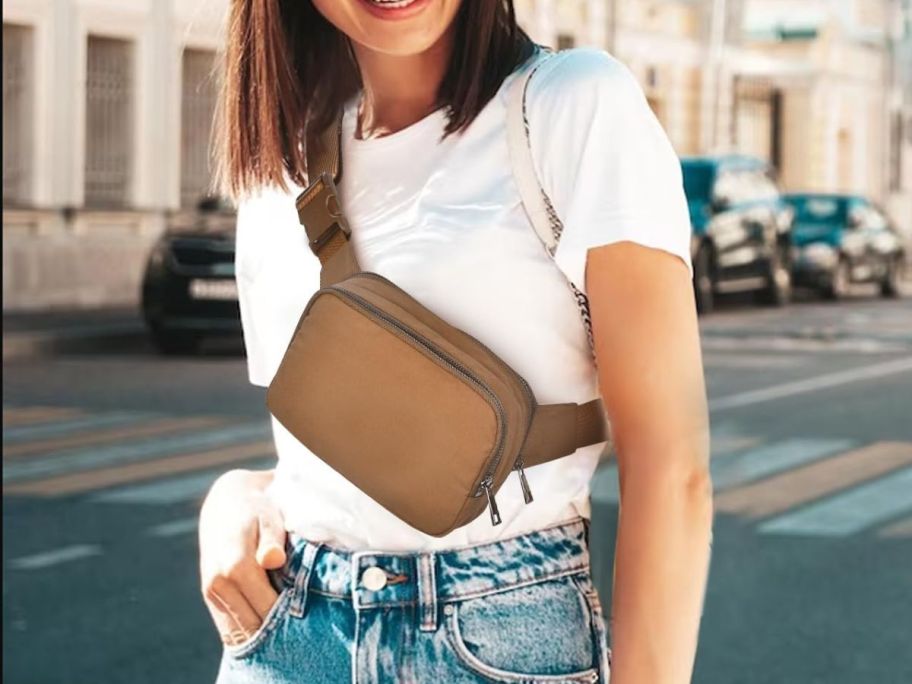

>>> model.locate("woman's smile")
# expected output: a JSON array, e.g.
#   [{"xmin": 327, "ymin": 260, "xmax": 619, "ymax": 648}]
[{"xmin": 356, "ymin": 0, "xmax": 434, "ymax": 21}]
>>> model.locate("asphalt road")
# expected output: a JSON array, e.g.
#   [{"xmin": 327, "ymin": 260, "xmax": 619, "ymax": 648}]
[{"xmin": 3, "ymin": 285, "xmax": 912, "ymax": 684}]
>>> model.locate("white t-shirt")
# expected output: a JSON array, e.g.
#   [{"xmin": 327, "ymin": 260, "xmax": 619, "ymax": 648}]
[{"xmin": 234, "ymin": 46, "xmax": 693, "ymax": 552}]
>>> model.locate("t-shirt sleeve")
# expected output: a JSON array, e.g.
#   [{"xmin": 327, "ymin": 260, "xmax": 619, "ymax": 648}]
[
  {"xmin": 234, "ymin": 184, "xmax": 320, "ymax": 387},
  {"xmin": 525, "ymin": 48, "xmax": 694, "ymax": 294}
]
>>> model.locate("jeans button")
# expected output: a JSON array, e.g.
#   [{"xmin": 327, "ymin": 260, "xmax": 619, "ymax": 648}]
[{"xmin": 361, "ymin": 566, "xmax": 388, "ymax": 591}]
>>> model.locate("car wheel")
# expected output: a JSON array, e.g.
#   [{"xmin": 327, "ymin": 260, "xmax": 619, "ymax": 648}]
[
  {"xmin": 757, "ymin": 243, "xmax": 792, "ymax": 307},
  {"xmin": 880, "ymin": 255, "xmax": 904, "ymax": 298},
  {"xmin": 150, "ymin": 328, "xmax": 201, "ymax": 355},
  {"xmin": 693, "ymin": 244, "xmax": 715, "ymax": 314},
  {"xmin": 824, "ymin": 257, "xmax": 851, "ymax": 300}
]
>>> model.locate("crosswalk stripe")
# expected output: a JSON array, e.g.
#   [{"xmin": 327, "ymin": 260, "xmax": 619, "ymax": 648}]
[
  {"xmin": 2, "ymin": 406, "xmax": 85, "ymax": 429},
  {"xmin": 715, "ymin": 442, "xmax": 912, "ymax": 518},
  {"xmin": 2, "ymin": 440, "xmax": 276, "ymax": 497},
  {"xmin": 3, "ymin": 411, "xmax": 157, "ymax": 444},
  {"xmin": 9, "ymin": 544, "xmax": 103, "ymax": 570},
  {"xmin": 758, "ymin": 466, "xmax": 912, "ymax": 537},
  {"xmin": 708, "ymin": 356, "xmax": 912, "ymax": 412},
  {"xmin": 2, "ymin": 422, "xmax": 272, "ymax": 483},
  {"xmin": 710, "ymin": 438, "xmax": 854, "ymax": 490},
  {"xmin": 90, "ymin": 458, "xmax": 274, "ymax": 505},
  {"xmin": 147, "ymin": 517, "xmax": 200, "ymax": 538},
  {"xmin": 877, "ymin": 515, "xmax": 912, "ymax": 539},
  {"xmin": 3, "ymin": 415, "xmax": 227, "ymax": 458},
  {"xmin": 591, "ymin": 437, "xmax": 850, "ymax": 504}
]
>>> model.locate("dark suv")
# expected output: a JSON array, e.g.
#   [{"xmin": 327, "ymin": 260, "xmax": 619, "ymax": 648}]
[
  {"xmin": 682, "ymin": 155, "xmax": 795, "ymax": 313},
  {"xmin": 140, "ymin": 196, "xmax": 240, "ymax": 354}
]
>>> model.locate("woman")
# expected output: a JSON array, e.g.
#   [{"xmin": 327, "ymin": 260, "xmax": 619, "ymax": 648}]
[{"xmin": 200, "ymin": 1, "xmax": 713, "ymax": 682}]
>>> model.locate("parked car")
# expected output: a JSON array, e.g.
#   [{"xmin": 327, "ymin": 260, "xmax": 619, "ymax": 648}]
[
  {"xmin": 141, "ymin": 196, "xmax": 240, "ymax": 354},
  {"xmin": 681, "ymin": 154, "xmax": 795, "ymax": 313},
  {"xmin": 784, "ymin": 193, "xmax": 906, "ymax": 299}
]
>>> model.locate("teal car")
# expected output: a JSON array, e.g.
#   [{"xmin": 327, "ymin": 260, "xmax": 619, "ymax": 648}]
[
  {"xmin": 784, "ymin": 193, "xmax": 905, "ymax": 299},
  {"xmin": 682, "ymin": 155, "xmax": 795, "ymax": 313}
]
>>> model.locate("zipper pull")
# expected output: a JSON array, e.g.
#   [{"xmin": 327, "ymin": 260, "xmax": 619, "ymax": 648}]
[
  {"xmin": 481, "ymin": 478, "xmax": 502, "ymax": 526},
  {"xmin": 515, "ymin": 459, "xmax": 534, "ymax": 504}
]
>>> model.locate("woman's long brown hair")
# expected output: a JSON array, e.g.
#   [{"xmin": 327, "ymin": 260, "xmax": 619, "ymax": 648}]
[{"xmin": 215, "ymin": 0, "xmax": 536, "ymax": 200}]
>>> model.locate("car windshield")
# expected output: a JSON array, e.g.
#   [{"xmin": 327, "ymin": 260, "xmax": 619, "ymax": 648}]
[
  {"xmin": 786, "ymin": 196, "xmax": 848, "ymax": 224},
  {"xmin": 681, "ymin": 162, "xmax": 714, "ymax": 202}
]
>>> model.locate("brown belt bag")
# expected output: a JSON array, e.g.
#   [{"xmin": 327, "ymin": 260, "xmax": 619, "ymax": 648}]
[{"xmin": 266, "ymin": 48, "xmax": 611, "ymax": 537}]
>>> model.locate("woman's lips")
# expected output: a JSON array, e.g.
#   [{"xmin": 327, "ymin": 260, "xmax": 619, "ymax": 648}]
[{"xmin": 356, "ymin": 0, "xmax": 433, "ymax": 21}]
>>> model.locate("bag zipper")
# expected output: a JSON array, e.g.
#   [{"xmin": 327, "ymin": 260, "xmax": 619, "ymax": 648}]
[
  {"xmin": 322, "ymin": 279, "xmax": 518, "ymax": 525},
  {"xmin": 353, "ymin": 272, "xmax": 539, "ymax": 505}
]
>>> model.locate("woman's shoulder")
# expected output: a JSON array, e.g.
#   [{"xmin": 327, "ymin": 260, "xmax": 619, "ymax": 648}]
[{"xmin": 525, "ymin": 47, "xmax": 648, "ymax": 122}]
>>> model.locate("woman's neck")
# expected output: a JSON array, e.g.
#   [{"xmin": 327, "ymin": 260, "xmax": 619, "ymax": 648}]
[{"xmin": 349, "ymin": 29, "xmax": 454, "ymax": 140}]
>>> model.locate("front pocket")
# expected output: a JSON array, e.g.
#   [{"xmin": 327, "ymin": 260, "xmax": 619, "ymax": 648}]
[
  {"xmin": 443, "ymin": 575, "xmax": 600, "ymax": 683},
  {"xmin": 222, "ymin": 582, "xmax": 294, "ymax": 661}
]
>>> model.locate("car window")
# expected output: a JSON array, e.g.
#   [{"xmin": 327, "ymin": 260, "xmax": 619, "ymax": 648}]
[{"xmin": 714, "ymin": 169, "xmax": 750, "ymax": 206}]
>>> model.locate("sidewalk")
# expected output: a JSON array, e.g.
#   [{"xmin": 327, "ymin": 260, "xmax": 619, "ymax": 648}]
[{"xmin": 3, "ymin": 308, "xmax": 148, "ymax": 361}]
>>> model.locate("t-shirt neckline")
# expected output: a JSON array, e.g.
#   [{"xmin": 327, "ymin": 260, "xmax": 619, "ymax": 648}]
[{"xmin": 342, "ymin": 91, "xmax": 447, "ymax": 151}]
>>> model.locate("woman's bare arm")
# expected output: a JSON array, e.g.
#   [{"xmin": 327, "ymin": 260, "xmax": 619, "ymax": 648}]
[{"xmin": 585, "ymin": 240, "xmax": 713, "ymax": 684}]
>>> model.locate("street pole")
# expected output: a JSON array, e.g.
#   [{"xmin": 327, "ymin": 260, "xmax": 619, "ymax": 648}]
[
  {"xmin": 709, "ymin": 0, "xmax": 729, "ymax": 152},
  {"xmin": 606, "ymin": 0, "xmax": 617, "ymax": 55}
]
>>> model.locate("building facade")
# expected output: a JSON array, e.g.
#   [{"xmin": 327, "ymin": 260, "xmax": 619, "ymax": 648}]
[
  {"xmin": 3, "ymin": 0, "xmax": 910, "ymax": 311},
  {"xmin": 2, "ymin": 0, "xmax": 225, "ymax": 310}
]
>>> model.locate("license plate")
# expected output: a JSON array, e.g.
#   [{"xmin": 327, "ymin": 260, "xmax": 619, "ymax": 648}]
[{"xmin": 188, "ymin": 278, "xmax": 238, "ymax": 301}]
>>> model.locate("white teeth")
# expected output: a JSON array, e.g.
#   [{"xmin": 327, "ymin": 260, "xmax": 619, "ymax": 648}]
[{"xmin": 370, "ymin": 0, "xmax": 417, "ymax": 7}]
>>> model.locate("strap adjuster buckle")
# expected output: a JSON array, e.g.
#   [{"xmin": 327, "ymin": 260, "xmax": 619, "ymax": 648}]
[{"xmin": 295, "ymin": 172, "xmax": 351, "ymax": 257}]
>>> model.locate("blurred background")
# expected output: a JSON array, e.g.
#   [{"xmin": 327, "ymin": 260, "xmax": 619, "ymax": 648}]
[{"xmin": 3, "ymin": 1, "xmax": 911, "ymax": 683}]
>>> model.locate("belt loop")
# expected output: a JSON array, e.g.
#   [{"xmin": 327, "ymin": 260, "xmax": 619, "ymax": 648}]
[
  {"xmin": 582, "ymin": 516, "xmax": 591, "ymax": 548},
  {"xmin": 416, "ymin": 552, "xmax": 438, "ymax": 632},
  {"xmin": 288, "ymin": 541, "xmax": 322, "ymax": 619}
]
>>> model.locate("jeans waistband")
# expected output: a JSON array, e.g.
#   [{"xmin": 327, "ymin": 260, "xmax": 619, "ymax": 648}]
[{"xmin": 276, "ymin": 515, "xmax": 592, "ymax": 631}]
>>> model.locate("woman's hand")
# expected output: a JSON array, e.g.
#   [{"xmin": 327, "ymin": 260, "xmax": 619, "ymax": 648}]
[{"xmin": 198, "ymin": 468, "xmax": 288, "ymax": 645}]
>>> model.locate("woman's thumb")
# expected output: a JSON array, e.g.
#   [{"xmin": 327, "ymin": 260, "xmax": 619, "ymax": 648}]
[{"xmin": 254, "ymin": 508, "xmax": 287, "ymax": 569}]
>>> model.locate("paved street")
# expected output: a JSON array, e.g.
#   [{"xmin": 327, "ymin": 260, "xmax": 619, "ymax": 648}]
[{"xmin": 3, "ymin": 287, "xmax": 912, "ymax": 684}]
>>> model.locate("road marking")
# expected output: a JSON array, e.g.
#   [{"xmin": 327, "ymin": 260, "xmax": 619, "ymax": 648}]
[
  {"xmin": 2, "ymin": 411, "xmax": 156, "ymax": 444},
  {"xmin": 9, "ymin": 544, "xmax": 102, "ymax": 570},
  {"xmin": 2, "ymin": 422, "xmax": 272, "ymax": 483},
  {"xmin": 2, "ymin": 406, "xmax": 85, "ymax": 429},
  {"xmin": 877, "ymin": 515, "xmax": 912, "ymax": 539},
  {"xmin": 758, "ymin": 466, "xmax": 912, "ymax": 537},
  {"xmin": 716, "ymin": 442, "xmax": 912, "ymax": 518},
  {"xmin": 91, "ymin": 459, "xmax": 274, "ymax": 505},
  {"xmin": 147, "ymin": 517, "xmax": 199, "ymax": 538},
  {"xmin": 708, "ymin": 357, "xmax": 912, "ymax": 412},
  {"xmin": 591, "ymin": 437, "xmax": 849, "ymax": 504},
  {"xmin": 701, "ymin": 336, "xmax": 907, "ymax": 354},
  {"xmin": 3, "ymin": 415, "xmax": 226, "ymax": 458},
  {"xmin": 711, "ymin": 438, "xmax": 854, "ymax": 490},
  {"xmin": 3, "ymin": 440, "xmax": 276, "ymax": 496},
  {"xmin": 702, "ymin": 354, "xmax": 806, "ymax": 369}
]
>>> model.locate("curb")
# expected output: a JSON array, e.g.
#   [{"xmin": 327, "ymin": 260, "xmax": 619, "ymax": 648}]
[{"xmin": 3, "ymin": 323, "xmax": 149, "ymax": 362}]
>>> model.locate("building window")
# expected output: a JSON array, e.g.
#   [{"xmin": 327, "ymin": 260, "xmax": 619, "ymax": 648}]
[
  {"xmin": 3, "ymin": 23, "xmax": 34, "ymax": 206},
  {"xmin": 181, "ymin": 48, "xmax": 218, "ymax": 207},
  {"xmin": 84, "ymin": 36, "xmax": 134, "ymax": 208},
  {"xmin": 556, "ymin": 33, "xmax": 575, "ymax": 50}
]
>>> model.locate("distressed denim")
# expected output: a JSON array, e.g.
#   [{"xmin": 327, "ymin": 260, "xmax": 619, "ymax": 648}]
[{"xmin": 214, "ymin": 515, "xmax": 612, "ymax": 684}]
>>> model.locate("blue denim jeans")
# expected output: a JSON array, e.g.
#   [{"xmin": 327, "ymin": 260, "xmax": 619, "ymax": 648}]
[{"xmin": 215, "ymin": 515, "xmax": 612, "ymax": 683}]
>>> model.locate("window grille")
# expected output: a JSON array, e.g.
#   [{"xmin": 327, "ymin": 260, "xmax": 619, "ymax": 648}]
[
  {"xmin": 3, "ymin": 23, "xmax": 34, "ymax": 206},
  {"xmin": 84, "ymin": 36, "xmax": 133, "ymax": 207},
  {"xmin": 180, "ymin": 48, "xmax": 218, "ymax": 207}
]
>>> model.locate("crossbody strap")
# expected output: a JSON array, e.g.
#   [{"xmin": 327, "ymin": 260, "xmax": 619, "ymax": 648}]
[{"xmin": 505, "ymin": 46, "xmax": 561, "ymax": 254}]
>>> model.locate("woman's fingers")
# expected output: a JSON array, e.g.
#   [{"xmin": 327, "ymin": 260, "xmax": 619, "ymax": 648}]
[
  {"xmin": 255, "ymin": 505, "xmax": 288, "ymax": 569},
  {"xmin": 203, "ymin": 572, "xmax": 264, "ymax": 641}
]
